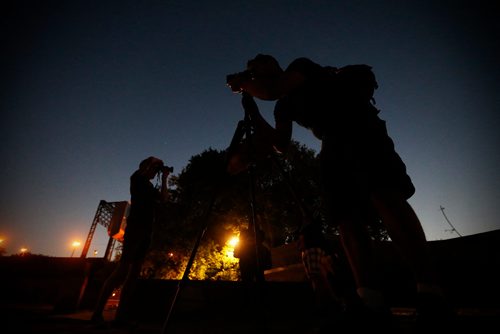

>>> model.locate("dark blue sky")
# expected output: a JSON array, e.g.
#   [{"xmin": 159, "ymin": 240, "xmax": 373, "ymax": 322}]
[{"xmin": 2, "ymin": 0, "xmax": 499, "ymax": 256}]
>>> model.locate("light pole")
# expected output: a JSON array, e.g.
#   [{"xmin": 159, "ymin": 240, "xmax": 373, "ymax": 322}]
[{"xmin": 71, "ymin": 241, "xmax": 81, "ymax": 257}]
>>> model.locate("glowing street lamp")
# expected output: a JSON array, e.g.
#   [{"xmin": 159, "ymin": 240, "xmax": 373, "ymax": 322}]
[
  {"xmin": 226, "ymin": 236, "xmax": 240, "ymax": 258},
  {"xmin": 228, "ymin": 236, "xmax": 239, "ymax": 248},
  {"xmin": 70, "ymin": 241, "xmax": 81, "ymax": 257}
]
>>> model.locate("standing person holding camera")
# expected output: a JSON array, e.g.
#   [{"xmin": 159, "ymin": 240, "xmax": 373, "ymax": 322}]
[
  {"xmin": 91, "ymin": 156, "xmax": 171, "ymax": 327},
  {"xmin": 226, "ymin": 54, "xmax": 454, "ymax": 330}
]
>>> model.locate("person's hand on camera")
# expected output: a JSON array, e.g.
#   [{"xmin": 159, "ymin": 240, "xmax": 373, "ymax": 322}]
[
  {"xmin": 241, "ymin": 92, "xmax": 259, "ymax": 119},
  {"xmin": 161, "ymin": 168, "xmax": 169, "ymax": 180}
]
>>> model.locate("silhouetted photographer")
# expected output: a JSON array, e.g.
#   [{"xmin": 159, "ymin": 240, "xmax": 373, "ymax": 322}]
[
  {"xmin": 227, "ymin": 54, "xmax": 455, "ymax": 331},
  {"xmin": 91, "ymin": 156, "xmax": 171, "ymax": 327}
]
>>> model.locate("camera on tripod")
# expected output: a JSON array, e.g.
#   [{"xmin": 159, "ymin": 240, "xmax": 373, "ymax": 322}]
[
  {"xmin": 161, "ymin": 165, "xmax": 174, "ymax": 173},
  {"xmin": 226, "ymin": 70, "xmax": 253, "ymax": 93}
]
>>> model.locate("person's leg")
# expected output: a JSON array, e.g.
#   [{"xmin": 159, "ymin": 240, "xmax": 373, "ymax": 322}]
[
  {"xmin": 303, "ymin": 248, "xmax": 342, "ymax": 311},
  {"xmin": 338, "ymin": 220, "xmax": 386, "ymax": 312},
  {"xmin": 91, "ymin": 261, "xmax": 128, "ymax": 322},
  {"xmin": 325, "ymin": 250, "xmax": 363, "ymax": 311},
  {"xmin": 114, "ymin": 261, "xmax": 143, "ymax": 322},
  {"xmin": 370, "ymin": 192, "xmax": 439, "ymax": 287},
  {"xmin": 320, "ymin": 142, "xmax": 391, "ymax": 320},
  {"xmin": 371, "ymin": 192, "xmax": 456, "ymax": 328},
  {"xmin": 335, "ymin": 219, "xmax": 397, "ymax": 334}
]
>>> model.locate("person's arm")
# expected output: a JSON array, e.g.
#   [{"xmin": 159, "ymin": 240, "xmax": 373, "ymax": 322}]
[
  {"xmin": 241, "ymin": 93, "xmax": 292, "ymax": 155},
  {"xmin": 273, "ymin": 109, "xmax": 293, "ymax": 154},
  {"xmin": 159, "ymin": 170, "xmax": 169, "ymax": 203}
]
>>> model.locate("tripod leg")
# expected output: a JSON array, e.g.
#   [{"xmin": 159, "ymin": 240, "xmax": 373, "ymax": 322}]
[
  {"xmin": 161, "ymin": 118, "xmax": 247, "ymax": 333},
  {"xmin": 227, "ymin": 120, "xmax": 247, "ymax": 156},
  {"xmin": 242, "ymin": 109, "xmax": 264, "ymax": 282},
  {"xmin": 246, "ymin": 163, "xmax": 265, "ymax": 282},
  {"xmin": 161, "ymin": 195, "xmax": 217, "ymax": 334}
]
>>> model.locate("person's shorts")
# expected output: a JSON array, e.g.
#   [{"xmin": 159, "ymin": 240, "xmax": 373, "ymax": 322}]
[{"xmin": 320, "ymin": 116, "xmax": 415, "ymax": 222}]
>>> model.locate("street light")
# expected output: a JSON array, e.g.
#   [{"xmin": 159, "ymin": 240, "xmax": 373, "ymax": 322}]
[
  {"xmin": 226, "ymin": 236, "xmax": 239, "ymax": 258},
  {"xmin": 70, "ymin": 241, "xmax": 81, "ymax": 257},
  {"xmin": 228, "ymin": 236, "xmax": 239, "ymax": 248}
]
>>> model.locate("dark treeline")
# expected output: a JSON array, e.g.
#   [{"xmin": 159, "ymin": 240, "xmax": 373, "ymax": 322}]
[{"xmin": 135, "ymin": 140, "xmax": 388, "ymax": 281}]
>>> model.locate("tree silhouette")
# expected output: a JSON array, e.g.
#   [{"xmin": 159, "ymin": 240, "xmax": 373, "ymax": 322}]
[{"xmin": 142, "ymin": 141, "xmax": 388, "ymax": 280}]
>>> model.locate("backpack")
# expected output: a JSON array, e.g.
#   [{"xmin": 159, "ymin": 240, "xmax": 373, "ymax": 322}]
[{"xmin": 324, "ymin": 64, "xmax": 378, "ymax": 104}]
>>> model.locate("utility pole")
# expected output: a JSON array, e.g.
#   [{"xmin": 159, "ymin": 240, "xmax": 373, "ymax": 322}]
[{"xmin": 440, "ymin": 205, "xmax": 462, "ymax": 237}]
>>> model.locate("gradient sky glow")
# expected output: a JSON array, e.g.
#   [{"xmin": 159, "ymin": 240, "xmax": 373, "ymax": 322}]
[{"xmin": 1, "ymin": 0, "xmax": 499, "ymax": 257}]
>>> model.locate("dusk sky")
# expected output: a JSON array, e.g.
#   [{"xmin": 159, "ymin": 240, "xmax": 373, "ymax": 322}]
[{"xmin": 2, "ymin": 0, "xmax": 499, "ymax": 257}]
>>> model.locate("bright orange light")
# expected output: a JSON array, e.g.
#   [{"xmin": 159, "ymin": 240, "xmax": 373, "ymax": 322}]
[
  {"xmin": 168, "ymin": 252, "xmax": 174, "ymax": 257},
  {"xmin": 227, "ymin": 236, "xmax": 239, "ymax": 247},
  {"xmin": 70, "ymin": 241, "xmax": 81, "ymax": 257},
  {"xmin": 20, "ymin": 247, "xmax": 28, "ymax": 253},
  {"xmin": 225, "ymin": 236, "xmax": 240, "ymax": 259}
]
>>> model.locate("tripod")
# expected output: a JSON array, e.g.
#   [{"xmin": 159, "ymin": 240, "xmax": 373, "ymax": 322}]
[
  {"xmin": 160, "ymin": 94, "xmax": 315, "ymax": 333},
  {"xmin": 160, "ymin": 99, "xmax": 266, "ymax": 334}
]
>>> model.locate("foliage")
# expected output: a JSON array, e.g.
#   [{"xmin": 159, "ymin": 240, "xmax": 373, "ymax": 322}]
[
  {"xmin": 144, "ymin": 141, "xmax": 389, "ymax": 280},
  {"xmin": 188, "ymin": 239, "xmax": 240, "ymax": 281}
]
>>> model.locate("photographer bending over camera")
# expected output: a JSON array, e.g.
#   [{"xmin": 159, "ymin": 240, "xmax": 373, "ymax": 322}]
[{"xmin": 227, "ymin": 54, "xmax": 455, "ymax": 330}]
